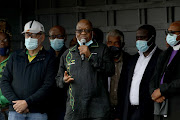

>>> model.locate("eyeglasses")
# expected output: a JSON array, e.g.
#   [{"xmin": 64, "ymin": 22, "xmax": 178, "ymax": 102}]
[
  {"xmin": 75, "ymin": 29, "xmax": 92, "ymax": 34},
  {"xmin": 165, "ymin": 29, "xmax": 180, "ymax": 36},
  {"xmin": 24, "ymin": 33, "xmax": 42, "ymax": 38},
  {"xmin": 0, "ymin": 38, "xmax": 8, "ymax": 43},
  {"xmin": 49, "ymin": 34, "xmax": 65, "ymax": 39}
]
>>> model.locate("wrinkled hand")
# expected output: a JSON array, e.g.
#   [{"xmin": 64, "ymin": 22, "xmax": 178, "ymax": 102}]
[
  {"xmin": 151, "ymin": 88, "xmax": 161, "ymax": 101},
  {"xmin": 12, "ymin": 100, "xmax": 28, "ymax": 113},
  {"xmin": 63, "ymin": 71, "xmax": 74, "ymax": 83},
  {"xmin": 78, "ymin": 45, "xmax": 91, "ymax": 58},
  {"xmin": 155, "ymin": 96, "xmax": 165, "ymax": 103}
]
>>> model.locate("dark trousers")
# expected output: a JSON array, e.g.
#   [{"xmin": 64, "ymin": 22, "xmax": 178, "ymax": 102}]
[
  {"xmin": 128, "ymin": 105, "xmax": 141, "ymax": 120},
  {"xmin": 154, "ymin": 115, "xmax": 166, "ymax": 120}
]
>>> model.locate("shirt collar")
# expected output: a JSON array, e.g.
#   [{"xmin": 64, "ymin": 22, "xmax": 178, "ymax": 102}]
[{"xmin": 173, "ymin": 44, "xmax": 180, "ymax": 50}]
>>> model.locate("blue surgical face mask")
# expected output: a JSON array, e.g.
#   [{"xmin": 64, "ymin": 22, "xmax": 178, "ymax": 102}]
[
  {"xmin": 0, "ymin": 47, "xmax": 9, "ymax": 56},
  {"xmin": 50, "ymin": 38, "xmax": 64, "ymax": 51},
  {"xmin": 77, "ymin": 39, "xmax": 93, "ymax": 46},
  {"xmin": 25, "ymin": 37, "xmax": 38, "ymax": 50},
  {"xmin": 77, "ymin": 32, "xmax": 93, "ymax": 46},
  {"xmin": 136, "ymin": 36, "xmax": 153, "ymax": 52},
  {"xmin": 166, "ymin": 34, "xmax": 180, "ymax": 47}
]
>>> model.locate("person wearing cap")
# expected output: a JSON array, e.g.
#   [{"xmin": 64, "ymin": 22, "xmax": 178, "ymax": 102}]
[
  {"xmin": 0, "ymin": 20, "xmax": 56, "ymax": 120},
  {"xmin": 47, "ymin": 25, "xmax": 67, "ymax": 120},
  {"xmin": 0, "ymin": 19, "xmax": 12, "ymax": 120}
]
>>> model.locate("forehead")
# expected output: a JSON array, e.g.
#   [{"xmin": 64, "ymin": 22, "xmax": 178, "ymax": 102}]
[
  {"xmin": 108, "ymin": 36, "xmax": 120, "ymax": 41},
  {"xmin": 76, "ymin": 22, "xmax": 92, "ymax": 29},
  {"xmin": 49, "ymin": 28, "xmax": 64, "ymax": 35},
  {"xmin": 136, "ymin": 29, "xmax": 148, "ymax": 36}
]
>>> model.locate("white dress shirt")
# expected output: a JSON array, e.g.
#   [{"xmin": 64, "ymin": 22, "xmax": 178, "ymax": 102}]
[{"xmin": 129, "ymin": 46, "xmax": 157, "ymax": 105}]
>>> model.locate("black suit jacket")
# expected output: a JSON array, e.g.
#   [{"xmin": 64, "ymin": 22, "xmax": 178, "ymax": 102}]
[
  {"xmin": 118, "ymin": 47, "xmax": 162, "ymax": 120},
  {"xmin": 150, "ymin": 47, "xmax": 180, "ymax": 120}
]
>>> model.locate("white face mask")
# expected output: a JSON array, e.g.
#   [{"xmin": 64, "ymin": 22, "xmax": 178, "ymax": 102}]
[
  {"xmin": 166, "ymin": 34, "xmax": 180, "ymax": 47},
  {"xmin": 25, "ymin": 37, "xmax": 38, "ymax": 50},
  {"xmin": 50, "ymin": 38, "xmax": 64, "ymax": 51}
]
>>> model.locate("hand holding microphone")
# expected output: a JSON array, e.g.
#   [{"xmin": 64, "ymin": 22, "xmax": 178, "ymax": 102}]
[{"xmin": 78, "ymin": 39, "xmax": 91, "ymax": 60}]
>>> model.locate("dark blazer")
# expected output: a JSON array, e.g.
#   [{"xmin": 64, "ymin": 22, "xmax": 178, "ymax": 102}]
[
  {"xmin": 118, "ymin": 47, "xmax": 162, "ymax": 120},
  {"xmin": 150, "ymin": 47, "xmax": 180, "ymax": 120}
]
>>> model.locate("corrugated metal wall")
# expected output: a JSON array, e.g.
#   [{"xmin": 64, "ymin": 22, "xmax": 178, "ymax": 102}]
[{"xmin": 1, "ymin": 0, "xmax": 180, "ymax": 54}]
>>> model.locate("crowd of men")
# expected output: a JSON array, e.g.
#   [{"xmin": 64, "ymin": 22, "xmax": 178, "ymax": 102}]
[{"xmin": 0, "ymin": 18, "xmax": 180, "ymax": 120}]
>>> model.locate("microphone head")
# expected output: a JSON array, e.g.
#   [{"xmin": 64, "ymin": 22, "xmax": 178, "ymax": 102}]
[{"xmin": 80, "ymin": 39, "xmax": 86, "ymax": 44}]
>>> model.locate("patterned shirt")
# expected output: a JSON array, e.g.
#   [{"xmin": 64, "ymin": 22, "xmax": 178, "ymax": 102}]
[
  {"xmin": 0, "ymin": 56, "xmax": 10, "ymax": 108},
  {"xmin": 0, "ymin": 56, "xmax": 10, "ymax": 78}
]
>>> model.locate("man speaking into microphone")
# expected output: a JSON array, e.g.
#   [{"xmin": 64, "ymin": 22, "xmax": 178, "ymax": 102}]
[{"xmin": 56, "ymin": 19, "xmax": 115, "ymax": 120}]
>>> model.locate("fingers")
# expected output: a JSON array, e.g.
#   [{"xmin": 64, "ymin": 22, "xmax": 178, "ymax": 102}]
[
  {"xmin": 151, "ymin": 89, "xmax": 161, "ymax": 101},
  {"xmin": 64, "ymin": 71, "xmax": 68, "ymax": 77},
  {"xmin": 12, "ymin": 101, "xmax": 17, "ymax": 103},
  {"xmin": 155, "ymin": 96, "xmax": 165, "ymax": 103},
  {"xmin": 78, "ymin": 46, "xmax": 91, "ymax": 57},
  {"xmin": 64, "ymin": 71, "xmax": 74, "ymax": 83},
  {"xmin": 64, "ymin": 76, "xmax": 74, "ymax": 83},
  {"xmin": 78, "ymin": 45, "xmax": 88, "ymax": 54},
  {"xmin": 22, "ymin": 108, "xmax": 29, "ymax": 114}
]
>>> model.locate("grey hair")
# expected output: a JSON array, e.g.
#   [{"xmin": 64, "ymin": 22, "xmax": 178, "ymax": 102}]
[{"xmin": 106, "ymin": 29, "xmax": 124, "ymax": 44}]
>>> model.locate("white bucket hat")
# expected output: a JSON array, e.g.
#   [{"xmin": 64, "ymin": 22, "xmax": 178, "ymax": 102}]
[{"xmin": 22, "ymin": 20, "xmax": 45, "ymax": 34}]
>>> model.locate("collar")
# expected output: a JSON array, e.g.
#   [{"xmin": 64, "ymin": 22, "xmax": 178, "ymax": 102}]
[
  {"xmin": 173, "ymin": 44, "xmax": 180, "ymax": 50},
  {"xmin": 18, "ymin": 47, "xmax": 46, "ymax": 57},
  {"xmin": 0, "ymin": 55, "xmax": 10, "ymax": 64}
]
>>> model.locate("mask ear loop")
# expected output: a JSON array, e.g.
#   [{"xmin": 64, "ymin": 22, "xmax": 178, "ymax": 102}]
[{"xmin": 147, "ymin": 35, "xmax": 154, "ymax": 47}]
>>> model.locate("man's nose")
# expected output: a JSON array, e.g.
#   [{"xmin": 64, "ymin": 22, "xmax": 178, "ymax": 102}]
[{"xmin": 81, "ymin": 30, "xmax": 87, "ymax": 35}]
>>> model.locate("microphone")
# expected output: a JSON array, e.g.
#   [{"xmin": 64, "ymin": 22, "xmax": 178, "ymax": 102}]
[{"xmin": 80, "ymin": 39, "xmax": 86, "ymax": 61}]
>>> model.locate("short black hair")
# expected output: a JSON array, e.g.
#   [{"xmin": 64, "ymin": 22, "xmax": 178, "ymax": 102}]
[{"xmin": 138, "ymin": 24, "xmax": 156, "ymax": 38}]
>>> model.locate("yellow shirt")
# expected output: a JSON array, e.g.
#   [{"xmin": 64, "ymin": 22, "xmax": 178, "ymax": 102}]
[
  {"xmin": 26, "ymin": 50, "xmax": 38, "ymax": 62},
  {"xmin": 26, "ymin": 47, "xmax": 43, "ymax": 62}
]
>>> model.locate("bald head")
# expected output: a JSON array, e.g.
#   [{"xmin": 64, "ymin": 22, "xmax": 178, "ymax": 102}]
[
  {"xmin": 76, "ymin": 19, "xmax": 93, "ymax": 30},
  {"xmin": 49, "ymin": 25, "xmax": 66, "ymax": 41},
  {"xmin": 49, "ymin": 25, "xmax": 66, "ymax": 35},
  {"xmin": 169, "ymin": 21, "xmax": 180, "ymax": 31},
  {"xmin": 75, "ymin": 19, "xmax": 93, "ymax": 42}
]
